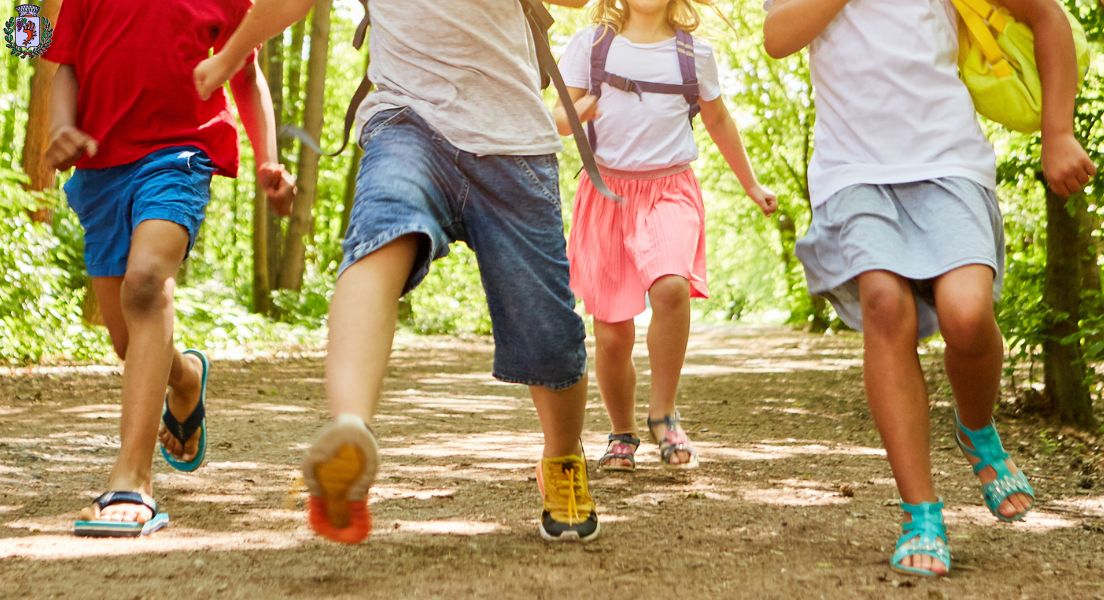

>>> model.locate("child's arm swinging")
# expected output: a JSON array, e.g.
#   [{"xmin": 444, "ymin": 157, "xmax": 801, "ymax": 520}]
[
  {"xmin": 44, "ymin": 65, "xmax": 98, "ymax": 170},
  {"xmin": 998, "ymin": 0, "xmax": 1096, "ymax": 196},
  {"xmin": 229, "ymin": 61, "xmax": 297, "ymax": 216},
  {"xmin": 762, "ymin": 0, "xmax": 850, "ymax": 58},
  {"xmin": 699, "ymin": 98, "xmax": 778, "ymax": 216},
  {"xmin": 553, "ymin": 88, "xmax": 599, "ymax": 137},
  {"xmin": 195, "ymin": 0, "xmax": 314, "ymax": 101}
]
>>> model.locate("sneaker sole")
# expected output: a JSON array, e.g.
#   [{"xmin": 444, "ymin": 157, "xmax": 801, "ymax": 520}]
[
  {"xmin": 302, "ymin": 416, "xmax": 380, "ymax": 543},
  {"xmin": 539, "ymin": 520, "xmax": 600, "ymax": 544}
]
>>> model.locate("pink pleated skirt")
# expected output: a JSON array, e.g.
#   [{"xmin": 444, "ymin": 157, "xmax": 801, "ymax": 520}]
[{"xmin": 567, "ymin": 164, "xmax": 708, "ymax": 323}]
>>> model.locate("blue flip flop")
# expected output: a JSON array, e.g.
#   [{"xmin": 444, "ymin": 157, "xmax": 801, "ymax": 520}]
[
  {"xmin": 160, "ymin": 348, "xmax": 209, "ymax": 472},
  {"xmin": 74, "ymin": 491, "xmax": 170, "ymax": 537}
]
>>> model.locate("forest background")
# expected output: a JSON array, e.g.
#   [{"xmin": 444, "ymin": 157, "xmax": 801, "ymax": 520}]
[{"xmin": 1, "ymin": 0, "xmax": 1103, "ymax": 429}]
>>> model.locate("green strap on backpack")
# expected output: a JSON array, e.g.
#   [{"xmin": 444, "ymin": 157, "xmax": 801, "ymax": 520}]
[{"xmin": 952, "ymin": 0, "xmax": 1090, "ymax": 133}]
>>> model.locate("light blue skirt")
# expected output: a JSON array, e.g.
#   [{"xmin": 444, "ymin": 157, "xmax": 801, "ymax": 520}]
[{"xmin": 796, "ymin": 177, "xmax": 1005, "ymax": 340}]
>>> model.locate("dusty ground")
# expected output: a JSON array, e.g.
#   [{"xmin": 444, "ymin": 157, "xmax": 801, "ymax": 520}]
[{"xmin": 1, "ymin": 325, "xmax": 1103, "ymax": 599}]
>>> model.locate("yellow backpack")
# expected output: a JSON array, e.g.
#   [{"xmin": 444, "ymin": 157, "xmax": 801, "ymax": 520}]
[{"xmin": 952, "ymin": 0, "xmax": 1090, "ymax": 133}]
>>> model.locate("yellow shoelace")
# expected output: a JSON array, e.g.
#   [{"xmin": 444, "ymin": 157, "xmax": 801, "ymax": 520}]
[{"xmin": 563, "ymin": 466, "xmax": 579, "ymax": 524}]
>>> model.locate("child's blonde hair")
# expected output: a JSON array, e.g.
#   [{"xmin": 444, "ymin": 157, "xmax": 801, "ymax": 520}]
[{"xmin": 591, "ymin": 0, "xmax": 709, "ymax": 34}]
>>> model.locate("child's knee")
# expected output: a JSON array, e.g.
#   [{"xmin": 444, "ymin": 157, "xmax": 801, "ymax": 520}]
[
  {"xmin": 597, "ymin": 321, "xmax": 635, "ymax": 356},
  {"xmin": 860, "ymin": 280, "xmax": 911, "ymax": 333},
  {"xmin": 648, "ymin": 276, "xmax": 690, "ymax": 314},
  {"xmin": 121, "ymin": 267, "xmax": 173, "ymax": 313},
  {"xmin": 940, "ymin": 303, "xmax": 998, "ymax": 355}
]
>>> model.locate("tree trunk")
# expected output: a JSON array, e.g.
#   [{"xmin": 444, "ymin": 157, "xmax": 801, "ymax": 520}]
[
  {"xmin": 277, "ymin": 0, "xmax": 332, "ymax": 291},
  {"xmin": 340, "ymin": 50, "xmax": 370, "ymax": 238},
  {"xmin": 22, "ymin": 0, "xmax": 63, "ymax": 222},
  {"xmin": 1042, "ymin": 187, "xmax": 1094, "ymax": 428},
  {"xmin": 250, "ymin": 40, "xmax": 283, "ymax": 314}
]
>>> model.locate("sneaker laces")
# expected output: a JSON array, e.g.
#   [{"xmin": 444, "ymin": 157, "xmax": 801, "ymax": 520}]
[{"xmin": 552, "ymin": 462, "xmax": 581, "ymax": 524}]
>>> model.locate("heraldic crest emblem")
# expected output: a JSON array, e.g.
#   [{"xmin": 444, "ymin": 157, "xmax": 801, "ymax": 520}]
[{"xmin": 5, "ymin": 4, "xmax": 53, "ymax": 59}]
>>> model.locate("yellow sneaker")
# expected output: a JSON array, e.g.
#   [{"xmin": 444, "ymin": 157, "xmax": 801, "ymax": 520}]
[{"xmin": 538, "ymin": 454, "xmax": 599, "ymax": 542}]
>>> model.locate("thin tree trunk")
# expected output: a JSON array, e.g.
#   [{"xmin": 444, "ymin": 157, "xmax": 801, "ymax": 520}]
[
  {"xmin": 340, "ymin": 50, "xmax": 370, "ymax": 238},
  {"xmin": 1042, "ymin": 185, "xmax": 1094, "ymax": 428},
  {"xmin": 277, "ymin": 0, "xmax": 332, "ymax": 291},
  {"xmin": 22, "ymin": 0, "xmax": 63, "ymax": 221}
]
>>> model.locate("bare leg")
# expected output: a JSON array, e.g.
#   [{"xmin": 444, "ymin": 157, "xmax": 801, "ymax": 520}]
[
  {"xmin": 531, "ymin": 376, "xmax": 588, "ymax": 458},
  {"xmin": 594, "ymin": 318, "xmax": 637, "ymax": 442},
  {"xmin": 646, "ymin": 275, "xmax": 692, "ymax": 464},
  {"xmin": 324, "ymin": 235, "xmax": 418, "ymax": 422},
  {"xmin": 934, "ymin": 265, "xmax": 1032, "ymax": 518},
  {"xmin": 858, "ymin": 270, "xmax": 945, "ymax": 575},
  {"xmin": 80, "ymin": 220, "xmax": 189, "ymax": 524},
  {"xmin": 94, "ymin": 277, "xmax": 204, "ymax": 462}
]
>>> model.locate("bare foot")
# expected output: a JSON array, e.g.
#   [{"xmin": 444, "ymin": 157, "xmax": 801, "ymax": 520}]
[
  {"xmin": 897, "ymin": 523, "xmax": 950, "ymax": 576},
  {"xmin": 157, "ymin": 352, "xmax": 203, "ymax": 461}
]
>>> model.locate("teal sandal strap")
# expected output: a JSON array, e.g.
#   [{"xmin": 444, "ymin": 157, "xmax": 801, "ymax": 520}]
[
  {"xmin": 891, "ymin": 499, "xmax": 951, "ymax": 577},
  {"xmin": 954, "ymin": 411, "xmax": 1036, "ymax": 520}
]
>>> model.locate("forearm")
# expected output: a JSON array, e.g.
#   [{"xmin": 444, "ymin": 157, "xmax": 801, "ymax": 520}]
[
  {"xmin": 50, "ymin": 65, "xmax": 79, "ymax": 135},
  {"xmin": 230, "ymin": 65, "xmax": 278, "ymax": 167},
  {"xmin": 1014, "ymin": 0, "xmax": 1079, "ymax": 137},
  {"xmin": 703, "ymin": 108, "xmax": 759, "ymax": 192},
  {"xmin": 763, "ymin": 0, "xmax": 850, "ymax": 59},
  {"xmin": 219, "ymin": 0, "xmax": 314, "ymax": 66},
  {"xmin": 554, "ymin": 87, "xmax": 589, "ymax": 137}
]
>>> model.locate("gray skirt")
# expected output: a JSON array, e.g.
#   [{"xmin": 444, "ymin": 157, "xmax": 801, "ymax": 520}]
[{"xmin": 795, "ymin": 177, "xmax": 1005, "ymax": 340}]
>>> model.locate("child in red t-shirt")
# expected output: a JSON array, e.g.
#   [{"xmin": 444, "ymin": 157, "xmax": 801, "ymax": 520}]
[{"xmin": 43, "ymin": 0, "xmax": 295, "ymax": 537}]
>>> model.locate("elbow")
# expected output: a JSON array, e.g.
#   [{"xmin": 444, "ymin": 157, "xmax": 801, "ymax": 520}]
[
  {"xmin": 763, "ymin": 34, "xmax": 792, "ymax": 60},
  {"xmin": 762, "ymin": 20, "xmax": 798, "ymax": 59}
]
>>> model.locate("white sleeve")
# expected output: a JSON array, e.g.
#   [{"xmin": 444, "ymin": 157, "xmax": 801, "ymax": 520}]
[
  {"xmin": 559, "ymin": 28, "xmax": 593, "ymax": 90},
  {"xmin": 695, "ymin": 40, "xmax": 722, "ymax": 102}
]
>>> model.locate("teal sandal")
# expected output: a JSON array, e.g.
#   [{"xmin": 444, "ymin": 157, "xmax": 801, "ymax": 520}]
[
  {"xmin": 954, "ymin": 411, "xmax": 1035, "ymax": 522},
  {"xmin": 890, "ymin": 499, "xmax": 951, "ymax": 577}
]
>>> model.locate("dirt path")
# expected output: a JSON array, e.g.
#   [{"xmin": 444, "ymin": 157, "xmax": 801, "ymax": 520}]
[{"xmin": 2, "ymin": 326, "xmax": 1103, "ymax": 599}]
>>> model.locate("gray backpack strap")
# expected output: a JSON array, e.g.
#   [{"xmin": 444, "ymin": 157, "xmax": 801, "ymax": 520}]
[
  {"xmin": 519, "ymin": 0, "xmax": 620, "ymax": 202},
  {"xmin": 280, "ymin": 0, "xmax": 371, "ymax": 156}
]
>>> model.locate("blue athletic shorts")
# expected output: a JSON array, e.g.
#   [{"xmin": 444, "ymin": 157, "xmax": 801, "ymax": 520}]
[{"xmin": 63, "ymin": 146, "xmax": 215, "ymax": 277}]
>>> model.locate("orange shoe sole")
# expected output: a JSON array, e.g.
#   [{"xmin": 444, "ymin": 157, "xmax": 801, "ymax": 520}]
[{"xmin": 305, "ymin": 435, "xmax": 377, "ymax": 544}]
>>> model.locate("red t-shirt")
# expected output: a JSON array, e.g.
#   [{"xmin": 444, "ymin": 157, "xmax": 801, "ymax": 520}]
[{"xmin": 44, "ymin": 0, "xmax": 256, "ymax": 176}]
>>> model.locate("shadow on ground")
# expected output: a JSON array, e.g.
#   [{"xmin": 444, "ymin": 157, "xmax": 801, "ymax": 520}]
[{"xmin": 1, "ymin": 326, "xmax": 1102, "ymax": 599}]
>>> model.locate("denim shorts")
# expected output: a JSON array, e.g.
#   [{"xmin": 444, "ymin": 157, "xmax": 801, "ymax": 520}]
[
  {"xmin": 63, "ymin": 147, "xmax": 215, "ymax": 277},
  {"xmin": 343, "ymin": 107, "xmax": 586, "ymax": 389}
]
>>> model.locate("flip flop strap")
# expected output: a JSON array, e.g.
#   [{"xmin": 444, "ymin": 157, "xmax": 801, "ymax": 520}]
[
  {"xmin": 163, "ymin": 394, "xmax": 205, "ymax": 446},
  {"xmin": 93, "ymin": 491, "xmax": 158, "ymax": 516}
]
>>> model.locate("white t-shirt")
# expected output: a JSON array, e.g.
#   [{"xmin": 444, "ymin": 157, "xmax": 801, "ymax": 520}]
[
  {"xmin": 560, "ymin": 26, "xmax": 722, "ymax": 171},
  {"xmin": 769, "ymin": 0, "xmax": 997, "ymax": 207},
  {"xmin": 356, "ymin": 0, "xmax": 561, "ymax": 157}
]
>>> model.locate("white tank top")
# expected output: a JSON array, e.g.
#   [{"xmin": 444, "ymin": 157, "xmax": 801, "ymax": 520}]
[{"xmin": 800, "ymin": 0, "xmax": 997, "ymax": 206}]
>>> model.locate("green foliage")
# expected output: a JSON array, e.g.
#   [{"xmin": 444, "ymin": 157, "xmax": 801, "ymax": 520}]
[
  {"xmin": 2, "ymin": 0, "xmax": 1103, "ymax": 388},
  {"xmin": 0, "ymin": 171, "xmax": 110, "ymax": 363}
]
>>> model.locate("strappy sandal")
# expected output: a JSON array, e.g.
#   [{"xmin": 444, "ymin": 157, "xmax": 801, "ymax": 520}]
[
  {"xmin": 954, "ymin": 410, "xmax": 1035, "ymax": 522},
  {"xmin": 646, "ymin": 412, "xmax": 699, "ymax": 470},
  {"xmin": 596, "ymin": 433, "xmax": 640, "ymax": 472},
  {"xmin": 890, "ymin": 499, "xmax": 951, "ymax": 577}
]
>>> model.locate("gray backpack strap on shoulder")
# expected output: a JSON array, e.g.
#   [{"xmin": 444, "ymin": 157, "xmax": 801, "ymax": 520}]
[
  {"xmin": 289, "ymin": 0, "xmax": 620, "ymax": 204},
  {"xmin": 519, "ymin": 0, "xmax": 619, "ymax": 202}
]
